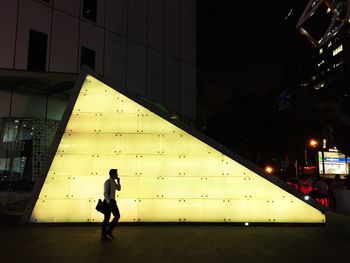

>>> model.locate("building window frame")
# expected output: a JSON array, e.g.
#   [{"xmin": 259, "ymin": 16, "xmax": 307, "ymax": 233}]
[
  {"xmin": 27, "ymin": 29, "xmax": 48, "ymax": 72},
  {"xmin": 80, "ymin": 46, "xmax": 96, "ymax": 69},
  {"xmin": 82, "ymin": 0, "xmax": 97, "ymax": 23}
]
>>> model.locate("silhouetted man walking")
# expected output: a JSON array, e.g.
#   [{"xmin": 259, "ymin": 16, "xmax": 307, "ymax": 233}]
[{"xmin": 101, "ymin": 169, "xmax": 121, "ymax": 241}]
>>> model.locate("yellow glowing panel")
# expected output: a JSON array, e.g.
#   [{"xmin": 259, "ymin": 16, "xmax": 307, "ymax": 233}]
[
  {"xmin": 137, "ymin": 199, "xmax": 181, "ymax": 222},
  {"xmin": 180, "ymin": 199, "xmax": 219, "ymax": 222},
  {"xmin": 140, "ymin": 114, "xmax": 180, "ymax": 134},
  {"xmin": 32, "ymin": 199, "xmax": 94, "ymax": 222},
  {"xmin": 181, "ymin": 155, "xmax": 226, "ymax": 177},
  {"xmin": 117, "ymin": 199, "xmax": 138, "ymax": 222},
  {"xmin": 38, "ymin": 176, "xmax": 71, "ymax": 199},
  {"xmin": 136, "ymin": 155, "xmax": 183, "ymax": 177},
  {"xmin": 29, "ymin": 75, "xmax": 325, "ymax": 223}
]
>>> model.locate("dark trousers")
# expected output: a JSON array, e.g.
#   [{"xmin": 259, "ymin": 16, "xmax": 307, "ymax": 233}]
[{"xmin": 102, "ymin": 199, "xmax": 120, "ymax": 236}]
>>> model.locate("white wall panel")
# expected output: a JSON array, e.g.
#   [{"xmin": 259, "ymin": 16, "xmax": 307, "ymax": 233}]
[
  {"xmin": 0, "ymin": 91, "xmax": 11, "ymax": 117},
  {"xmin": 11, "ymin": 93, "xmax": 46, "ymax": 118},
  {"xmin": 0, "ymin": 0, "xmax": 18, "ymax": 69},
  {"xmin": 147, "ymin": 49, "xmax": 164, "ymax": 104},
  {"xmin": 128, "ymin": 0, "xmax": 147, "ymax": 44},
  {"xmin": 105, "ymin": 0, "xmax": 127, "ymax": 36},
  {"xmin": 164, "ymin": 55, "xmax": 180, "ymax": 112},
  {"xmin": 104, "ymin": 32, "xmax": 127, "ymax": 87},
  {"xmin": 54, "ymin": 0, "xmax": 80, "ymax": 16},
  {"xmin": 148, "ymin": 0, "xmax": 164, "ymax": 51},
  {"xmin": 165, "ymin": 0, "xmax": 179, "ymax": 58},
  {"xmin": 181, "ymin": 7, "xmax": 195, "ymax": 65},
  {"xmin": 127, "ymin": 41, "xmax": 147, "ymax": 96},
  {"xmin": 15, "ymin": 0, "xmax": 52, "ymax": 70},
  {"xmin": 180, "ymin": 63, "xmax": 196, "ymax": 119},
  {"xmin": 79, "ymin": 21, "xmax": 104, "ymax": 72},
  {"xmin": 50, "ymin": 11, "xmax": 79, "ymax": 73}
]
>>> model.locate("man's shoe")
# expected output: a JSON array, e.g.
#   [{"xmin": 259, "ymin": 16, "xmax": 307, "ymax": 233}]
[
  {"xmin": 106, "ymin": 232, "xmax": 114, "ymax": 239},
  {"xmin": 101, "ymin": 235, "xmax": 112, "ymax": 241}
]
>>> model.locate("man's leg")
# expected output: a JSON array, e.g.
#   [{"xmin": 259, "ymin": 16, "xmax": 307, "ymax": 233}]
[
  {"xmin": 102, "ymin": 211, "xmax": 111, "ymax": 239},
  {"xmin": 107, "ymin": 200, "xmax": 120, "ymax": 236}
]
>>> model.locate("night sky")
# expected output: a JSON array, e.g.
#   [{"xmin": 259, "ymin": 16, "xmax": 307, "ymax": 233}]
[{"xmin": 198, "ymin": 0, "xmax": 316, "ymax": 164}]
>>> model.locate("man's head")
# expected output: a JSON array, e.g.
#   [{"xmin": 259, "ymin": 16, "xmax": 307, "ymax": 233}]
[{"xmin": 109, "ymin": 169, "xmax": 118, "ymax": 179}]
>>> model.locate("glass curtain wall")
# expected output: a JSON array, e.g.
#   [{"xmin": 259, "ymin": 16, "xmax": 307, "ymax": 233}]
[{"xmin": 0, "ymin": 72, "xmax": 76, "ymax": 191}]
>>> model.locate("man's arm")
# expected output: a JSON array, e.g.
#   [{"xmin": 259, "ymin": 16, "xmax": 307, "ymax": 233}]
[
  {"xmin": 116, "ymin": 177, "xmax": 121, "ymax": 191},
  {"xmin": 104, "ymin": 180, "xmax": 111, "ymax": 203}
]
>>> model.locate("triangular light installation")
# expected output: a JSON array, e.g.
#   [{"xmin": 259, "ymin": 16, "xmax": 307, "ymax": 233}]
[{"xmin": 27, "ymin": 73, "xmax": 325, "ymax": 223}]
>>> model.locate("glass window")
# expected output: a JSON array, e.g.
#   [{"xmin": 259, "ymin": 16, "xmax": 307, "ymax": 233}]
[
  {"xmin": 27, "ymin": 30, "xmax": 48, "ymax": 71},
  {"xmin": 82, "ymin": 0, "xmax": 97, "ymax": 22},
  {"xmin": 0, "ymin": 119, "xmax": 34, "ymax": 190},
  {"xmin": 81, "ymin": 47, "xmax": 96, "ymax": 69},
  {"xmin": 332, "ymin": 45, "xmax": 343, "ymax": 56}
]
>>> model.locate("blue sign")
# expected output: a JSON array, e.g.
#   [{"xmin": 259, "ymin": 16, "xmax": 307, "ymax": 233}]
[{"xmin": 324, "ymin": 157, "xmax": 346, "ymax": 162}]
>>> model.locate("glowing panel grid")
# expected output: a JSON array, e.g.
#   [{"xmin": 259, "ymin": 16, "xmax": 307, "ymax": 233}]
[{"xmin": 30, "ymin": 75, "xmax": 325, "ymax": 223}]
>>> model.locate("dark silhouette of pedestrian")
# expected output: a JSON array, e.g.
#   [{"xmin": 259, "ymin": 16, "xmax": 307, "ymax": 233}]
[
  {"xmin": 329, "ymin": 174, "xmax": 346, "ymax": 209},
  {"xmin": 308, "ymin": 176, "xmax": 328, "ymax": 199},
  {"xmin": 101, "ymin": 169, "xmax": 121, "ymax": 241},
  {"xmin": 330, "ymin": 174, "xmax": 346, "ymax": 191}
]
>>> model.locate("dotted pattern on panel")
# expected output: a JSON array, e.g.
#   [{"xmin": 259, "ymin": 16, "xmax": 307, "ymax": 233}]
[{"xmin": 30, "ymin": 119, "xmax": 59, "ymax": 182}]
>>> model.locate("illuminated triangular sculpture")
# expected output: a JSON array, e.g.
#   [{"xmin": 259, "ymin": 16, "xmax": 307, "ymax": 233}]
[{"xmin": 23, "ymin": 69, "xmax": 326, "ymax": 223}]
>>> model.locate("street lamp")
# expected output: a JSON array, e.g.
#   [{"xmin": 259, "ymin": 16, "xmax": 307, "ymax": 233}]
[
  {"xmin": 304, "ymin": 139, "xmax": 318, "ymax": 166},
  {"xmin": 264, "ymin": 165, "xmax": 274, "ymax": 174}
]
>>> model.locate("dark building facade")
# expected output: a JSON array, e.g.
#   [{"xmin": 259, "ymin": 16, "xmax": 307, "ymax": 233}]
[
  {"xmin": 295, "ymin": 0, "xmax": 350, "ymax": 156},
  {"xmin": 0, "ymin": 0, "xmax": 196, "ymax": 191}
]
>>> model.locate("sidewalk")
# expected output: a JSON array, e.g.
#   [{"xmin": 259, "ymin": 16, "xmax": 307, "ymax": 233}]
[{"xmin": 0, "ymin": 223, "xmax": 349, "ymax": 263}]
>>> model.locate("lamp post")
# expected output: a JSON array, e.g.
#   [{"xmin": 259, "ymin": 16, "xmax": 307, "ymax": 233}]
[{"xmin": 304, "ymin": 139, "xmax": 318, "ymax": 166}]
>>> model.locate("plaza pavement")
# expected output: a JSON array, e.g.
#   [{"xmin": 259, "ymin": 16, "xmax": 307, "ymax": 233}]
[{"xmin": 0, "ymin": 213, "xmax": 349, "ymax": 263}]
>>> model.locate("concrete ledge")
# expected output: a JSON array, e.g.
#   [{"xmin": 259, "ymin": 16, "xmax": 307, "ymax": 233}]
[{"xmin": 325, "ymin": 211, "xmax": 350, "ymax": 240}]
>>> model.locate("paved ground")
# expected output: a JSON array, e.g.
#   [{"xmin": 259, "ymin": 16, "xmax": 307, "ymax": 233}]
[{"xmin": 0, "ymin": 223, "xmax": 349, "ymax": 263}]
